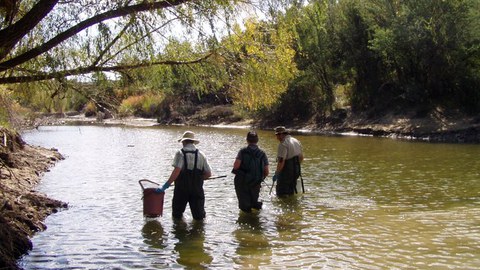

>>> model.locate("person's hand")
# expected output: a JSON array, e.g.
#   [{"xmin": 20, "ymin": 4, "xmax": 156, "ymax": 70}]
[
  {"xmin": 272, "ymin": 174, "xmax": 278, "ymax": 183},
  {"xmin": 155, "ymin": 182, "xmax": 171, "ymax": 193}
]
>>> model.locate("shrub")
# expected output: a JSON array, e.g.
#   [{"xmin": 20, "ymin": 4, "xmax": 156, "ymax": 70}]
[
  {"xmin": 84, "ymin": 101, "xmax": 97, "ymax": 117},
  {"xmin": 118, "ymin": 94, "xmax": 164, "ymax": 118}
]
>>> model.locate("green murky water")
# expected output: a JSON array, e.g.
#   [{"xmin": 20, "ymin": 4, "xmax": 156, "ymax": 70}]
[{"xmin": 19, "ymin": 125, "xmax": 480, "ymax": 269}]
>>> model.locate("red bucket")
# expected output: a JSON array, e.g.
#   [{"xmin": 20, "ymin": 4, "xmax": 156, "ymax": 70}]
[{"xmin": 139, "ymin": 179, "xmax": 164, "ymax": 217}]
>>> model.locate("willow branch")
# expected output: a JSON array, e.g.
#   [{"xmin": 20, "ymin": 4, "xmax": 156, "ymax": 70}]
[
  {"xmin": 0, "ymin": 0, "xmax": 190, "ymax": 72},
  {"xmin": 0, "ymin": 0, "xmax": 59, "ymax": 60},
  {"xmin": 0, "ymin": 52, "xmax": 213, "ymax": 84},
  {"xmin": 92, "ymin": 18, "xmax": 134, "ymax": 67}
]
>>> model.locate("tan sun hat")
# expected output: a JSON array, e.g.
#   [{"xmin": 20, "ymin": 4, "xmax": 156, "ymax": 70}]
[
  {"xmin": 178, "ymin": 131, "xmax": 200, "ymax": 144},
  {"xmin": 274, "ymin": 126, "xmax": 288, "ymax": 135}
]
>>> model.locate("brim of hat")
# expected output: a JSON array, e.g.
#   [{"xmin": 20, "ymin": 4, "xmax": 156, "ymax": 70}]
[{"xmin": 178, "ymin": 138, "xmax": 200, "ymax": 144}]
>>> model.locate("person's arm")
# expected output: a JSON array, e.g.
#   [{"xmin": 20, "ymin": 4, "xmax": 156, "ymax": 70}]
[
  {"xmin": 276, "ymin": 142, "xmax": 288, "ymax": 174},
  {"xmin": 299, "ymin": 141, "xmax": 304, "ymax": 163},
  {"xmin": 233, "ymin": 159, "xmax": 241, "ymax": 170},
  {"xmin": 271, "ymin": 158, "xmax": 283, "ymax": 183},
  {"xmin": 203, "ymin": 170, "xmax": 212, "ymax": 180},
  {"xmin": 202, "ymin": 152, "xmax": 212, "ymax": 180},
  {"xmin": 276, "ymin": 157, "xmax": 285, "ymax": 174},
  {"xmin": 156, "ymin": 166, "xmax": 181, "ymax": 193},
  {"xmin": 166, "ymin": 167, "xmax": 182, "ymax": 185},
  {"xmin": 158, "ymin": 166, "xmax": 181, "ymax": 192},
  {"xmin": 263, "ymin": 165, "xmax": 269, "ymax": 179}
]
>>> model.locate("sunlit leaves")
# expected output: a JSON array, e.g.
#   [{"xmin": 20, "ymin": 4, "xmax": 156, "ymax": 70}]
[{"xmin": 223, "ymin": 18, "xmax": 297, "ymax": 112}]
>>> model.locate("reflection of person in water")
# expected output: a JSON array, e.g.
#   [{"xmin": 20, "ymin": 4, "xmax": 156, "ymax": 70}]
[
  {"xmin": 273, "ymin": 196, "xmax": 303, "ymax": 241},
  {"xmin": 141, "ymin": 219, "xmax": 165, "ymax": 249},
  {"xmin": 172, "ymin": 219, "xmax": 212, "ymax": 268},
  {"xmin": 233, "ymin": 213, "xmax": 272, "ymax": 267}
]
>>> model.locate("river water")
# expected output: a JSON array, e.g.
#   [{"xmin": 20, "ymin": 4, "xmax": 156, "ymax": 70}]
[{"xmin": 18, "ymin": 125, "xmax": 480, "ymax": 269}]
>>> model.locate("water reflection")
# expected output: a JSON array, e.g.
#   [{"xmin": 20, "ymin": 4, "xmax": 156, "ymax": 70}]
[
  {"xmin": 142, "ymin": 219, "xmax": 165, "ymax": 249},
  {"xmin": 233, "ymin": 212, "xmax": 272, "ymax": 268},
  {"xmin": 273, "ymin": 196, "xmax": 303, "ymax": 238},
  {"xmin": 172, "ymin": 218, "xmax": 213, "ymax": 269}
]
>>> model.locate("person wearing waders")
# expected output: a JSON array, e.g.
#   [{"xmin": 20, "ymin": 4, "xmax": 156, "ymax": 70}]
[
  {"xmin": 232, "ymin": 131, "xmax": 269, "ymax": 212},
  {"xmin": 272, "ymin": 126, "xmax": 303, "ymax": 196},
  {"xmin": 156, "ymin": 131, "xmax": 212, "ymax": 220}
]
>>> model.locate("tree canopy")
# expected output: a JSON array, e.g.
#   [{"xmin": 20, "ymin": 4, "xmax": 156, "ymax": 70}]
[
  {"xmin": 1, "ymin": 0, "xmax": 479, "ymax": 124},
  {"xmin": 0, "ymin": 0, "xmax": 237, "ymax": 84}
]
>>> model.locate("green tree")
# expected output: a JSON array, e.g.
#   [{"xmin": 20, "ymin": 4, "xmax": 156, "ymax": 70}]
[
  {"xmin": 334, "ymin": 0, "xmax": 386, "ymax": 111},
  {"xmin": 369, "ymin": 0, "xmax": 480, "ymax": 112},
  {"xmin": 222, "ymin": 18, "xmax": 297, "ymax": 112},
  {"xmin": 0, "ymin": 0, "xmax": 235, "ymax": 85},
  {"xmin": 289, "ymin": 0, "xmax": 339, "ymax": 116}
]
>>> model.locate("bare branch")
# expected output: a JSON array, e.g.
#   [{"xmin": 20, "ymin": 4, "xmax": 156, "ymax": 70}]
[{"xmin": 98, "ymin": 16, "xmax": 180, "ymax": 66}]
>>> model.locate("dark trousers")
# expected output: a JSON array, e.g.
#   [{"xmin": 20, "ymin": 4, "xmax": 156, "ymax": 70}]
[
  {"xmin": 172, "ymin": 171, "xmax": 205, "ymax": 220},
  {"xmin": 234, "ymin": 176, "xmax": 261, "ymax": 212},
  {"xmin": 172, "ymin": 188, "xmax": 206, "ymax": 220},
  {"xmin": 276, "ymin": 157, "xmax": 300, "ymax": 196}
]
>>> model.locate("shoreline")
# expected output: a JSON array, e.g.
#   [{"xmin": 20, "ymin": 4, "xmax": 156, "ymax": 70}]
[
  {"xmin": 34, "ymin": 111, "xmax": 480, "ymax": 144},
  {"xmin": 0, "ymin": 129, "xmax": 67, "ymax": 269}
]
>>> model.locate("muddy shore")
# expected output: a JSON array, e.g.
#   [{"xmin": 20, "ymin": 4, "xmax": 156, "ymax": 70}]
[
  {"xmin": 33, "ymin": 106, "xmax": 480, "ymax": 144},
  {"xmin": 0, "ymin": 128, "xmax": 67, "ymax": 269}
]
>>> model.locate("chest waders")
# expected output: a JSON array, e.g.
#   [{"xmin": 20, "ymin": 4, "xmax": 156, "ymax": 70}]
[
  {"xmin": 276, "ymin": 156, "xmax": 301, "ymax": 196},
  {"xmin": 233, "ymin": 147, "xmax": 264, "ymax": 212},
  {"xmin": 172, "ymin": 149, "xmax": 205, "ymax": 220}
]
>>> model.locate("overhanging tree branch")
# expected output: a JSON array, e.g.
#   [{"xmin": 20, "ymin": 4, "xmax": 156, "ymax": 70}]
[
  {"xmin": 0, "ymin": 0, "xmax": 59, "ymax": 60},
  {"xmin": 92, "ymin": 18, "xmax": 134, "ymax": 67},
  {"xmin": 0, "ymin": 52, "xmax": 214, "ymax": 84},
  {"xmin": 0, "ymin": 0, "xmax": 190, "ymax": 72},
  {"xmin": 98, "ymin": 16, "xmax": 180, "ymax": 67}
]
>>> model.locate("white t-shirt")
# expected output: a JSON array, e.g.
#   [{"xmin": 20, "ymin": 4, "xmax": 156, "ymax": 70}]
[
  {"xmin": 277, "ymin": 135, "xmax": 302, "ymax": 160},
  {"xmin": 172, "ymin": 143, "xmax": 211, "ymax": 172}
]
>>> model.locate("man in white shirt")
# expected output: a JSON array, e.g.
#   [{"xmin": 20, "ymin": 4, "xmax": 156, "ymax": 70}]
[
  {"xmin": 273, "ymin": 126, "xmax": 303, "ymax": 196},
  {"xmin": 157, "ymin": 131, "xmax": 212, "ymax": 220}
]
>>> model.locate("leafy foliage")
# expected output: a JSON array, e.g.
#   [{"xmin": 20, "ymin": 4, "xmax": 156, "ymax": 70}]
[
  {"xmin": 368, "ymin": 0, "xmax": 480, "ymax": 112},
  {"xmin": 2, "ymin": 0, "xmax": 480, "ymax": 125},
  {"xmin": 0, "ymin": 0, "xmax": 234, "ymax": 83},
  {"xmin": 222, "ymin": 18, "xmax": 297, "ymax": 112},
  {"xmin": 286, "ymin": 0, "xmax": 480, "ymax": 116}
]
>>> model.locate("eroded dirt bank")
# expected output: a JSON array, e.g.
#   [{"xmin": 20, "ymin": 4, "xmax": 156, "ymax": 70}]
[
  {"xmin": 0, "ymin": 127, "xmax": 67, "ymax": 270},
  {"xmin": 40, "ymin": 106, "xmax": 480, "ymax": 143}
]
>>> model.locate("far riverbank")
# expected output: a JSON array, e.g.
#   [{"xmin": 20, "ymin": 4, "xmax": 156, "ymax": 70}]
[{"xmin": 29, "ymin": 105, "xmax": 480, "ymax": 144}]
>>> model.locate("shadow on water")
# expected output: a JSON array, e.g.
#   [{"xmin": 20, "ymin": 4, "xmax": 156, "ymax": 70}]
[
  {"xmin": 233, "ymin": 211, "xmax": 272, "ymax": 268},
  {"xmin": 172, "ymin": 218, "xmax": 213, "ymax": 269}
]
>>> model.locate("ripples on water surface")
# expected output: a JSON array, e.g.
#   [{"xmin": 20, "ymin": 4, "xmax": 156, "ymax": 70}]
[{"xmin": 19, "ymin": 125, "xmax": 480, "ymax": 269}]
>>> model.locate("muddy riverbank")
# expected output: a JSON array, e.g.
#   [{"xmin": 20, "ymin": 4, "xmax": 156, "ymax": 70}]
[
  {"xmin": 33, "ymin": 105, "xmax": 480, "ymax": 144},
  {"xmin": 0, "ymin": 128, "xmax": 66, "ymax": 269}
]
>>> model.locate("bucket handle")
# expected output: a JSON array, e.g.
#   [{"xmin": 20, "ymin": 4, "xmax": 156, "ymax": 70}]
[{"xmin": 138, "ymin": 179, "xmax": 160, "ymax": 191}]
